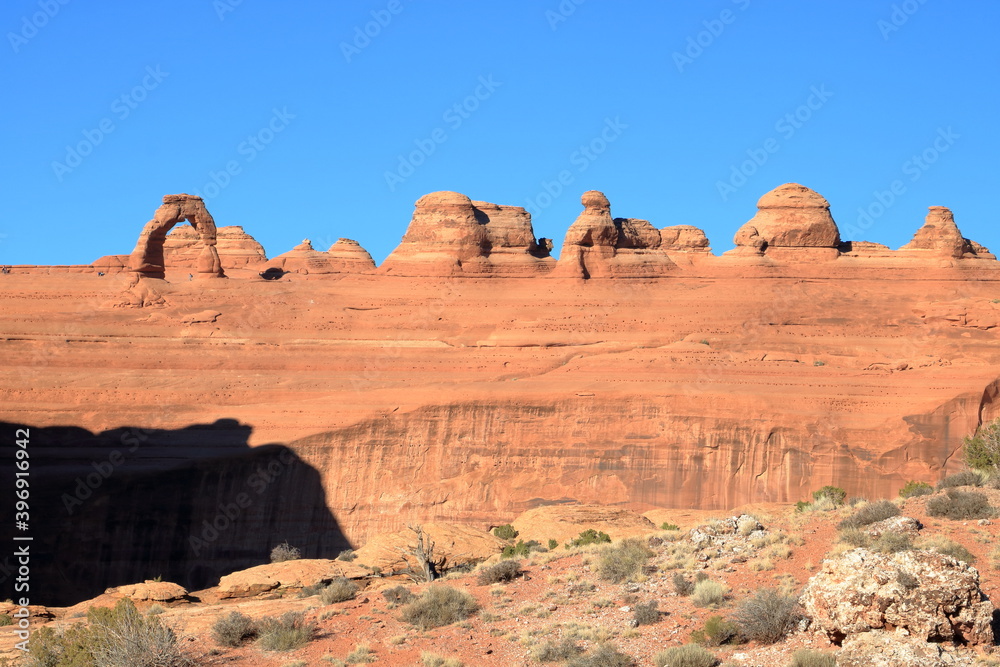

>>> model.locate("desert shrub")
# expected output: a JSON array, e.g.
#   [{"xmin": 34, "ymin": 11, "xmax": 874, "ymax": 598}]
[
  {"xmin": 547, "ymin": 538, "xmax": 559, "ymax": 550},
  {"xmin": 919, "ymin": 536, "xmax": 977, "ymax": 564},
  {"xmin": 25, "ymin": 598, "xmax": 189, "ymax": 667},
  {"xmin": 400, "ymin": 585, "xmax": 478, "ymax": 630},
  {"xmin": 837, "ymin": 526, "xmax": 870, "ymax": 548},
  {"xmin": 597, "ymin": 538, "xmax": 653, "ymax": 583},
  {"xmin": 345, "ymin": 644, "xmax": 376, "ymax": 664},
  {"xmin": 734, "ymin": 588, "xmax": 799, "ymax": 644},
  {"xmin": 672, "ymin": 572, "xmax": 695, "ymax": 596},
  {"xmin": 812, "ymin": 485, "xmax": 846, "ymax": 506},
  {"xmin": 788, "ymin": 649, "xmax": 836, "ymax": 667},
  {"xmin": 297, "ymin": 582, "xmax": 325, "ymax": 598},
  {"xmin": 794, "ymin": 500, "xmax": 811, "ymax": 513},
  {"xmin": 477, "ymin": 559, "xmax": 522, "ymax": 585},
  {"xmin": 899, "ymin": 480, "xmax": 933, "ymax": 498},
  {"xmin": 632, "ymin": 600, "xmax": 659, "ymax": 626},
  {"xmin": 964, "ymin": 419, "xmax": 1000, "ymax": 473},
  {"xmin": 0, "ymin": 614, "xmax": 11, "ymax": 626},
  {"xmin": 256, "ymin": 611, "xmax": 314, "ymax": 651},
  {"xmin": 493, "ymin": 524, "xmax": 518, "ymax": 540},
  {"xmin": 566, "ymin": 643, "xmax": 633, "ymax": 667},
  {"xmin": 320, "ymin": 577, "xmax": 359, "ymax": 604},
  {"xmin": 568, "ymin": 529, "xmax": 611, "ymax": 548},
  {"xmin": 381, "ymin": 585, "xmax": 415, "ymax": 605},
  {"xmin": 212, "ymin": 611, "xmax": 257, "ymax": 646},
  {"xmin": 661, "ymin": 522, "xmax": 680, "ymax": 531},
  {"xmin": 653, "ymin": 644, "xmax": 717, "ymax": 667},
  {"xmin": 420, "ymin": 653, "xmax": 464, "ymax": 667},
  {"xmin": 689, "ymin": 614, "xmax": 738, "ymax": 646},
  {"xmin": 531, "ymin": 638, "xmax": 583, "ymax": 662},
  {"xmin": 270, "ymin": 541, "xmax": 301, "ymax": 563},
  {"xmin": 502, "ymin": 539, "xmax": 542, "ymax": 559},
  {"xmin": 837, "ymin": 499, "xmax": 900, "ymax": 529},
  {"xmin": 926, "ymin": 489, "xmax": 997, "ymax": 520},
  {"xmin": 691, "ymin": 579, "xmax": 725, "ymax": 607},
  {"xmin": 336, "ymin": 549, "xmax": 357, "ymax": 562},
  {"xmin": 938, "ymin": 470, "xmax": 984, "ymax": 490},
  {"xmin": 871, "ymin": 532, "xmax": 912, "ymax": 554}
]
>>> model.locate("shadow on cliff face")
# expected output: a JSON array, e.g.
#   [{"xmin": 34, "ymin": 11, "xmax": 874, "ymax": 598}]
[{"xmin": 0, "ymin": 419, "xmax": 348, "ymax": 607}]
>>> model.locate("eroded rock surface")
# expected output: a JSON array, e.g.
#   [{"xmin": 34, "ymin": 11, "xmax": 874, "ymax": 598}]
[
  {"xmin": 731, "ymin": 183, "xmax": 840, "ymax": 258},
  {"xmin": 800, "ymin": 548, "xmax": 994, "ymax": 645}
]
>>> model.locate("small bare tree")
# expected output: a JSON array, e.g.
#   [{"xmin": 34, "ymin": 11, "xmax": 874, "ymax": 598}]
[{"xmin": 405, "ymin": 524, "xmax": 437, "ymax": 583}]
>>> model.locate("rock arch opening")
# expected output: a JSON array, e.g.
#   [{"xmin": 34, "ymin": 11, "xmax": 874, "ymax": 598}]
[{"xmin": 129, "ymin": 194, "xmax": 225, "ymax": 279}]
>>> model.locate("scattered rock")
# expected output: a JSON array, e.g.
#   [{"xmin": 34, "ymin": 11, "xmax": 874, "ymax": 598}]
[
  {"xmin": 180, "ymin": 310, "xmax": 221, "ymax": 324},
  {"xmin": 108, "ymin": 580, "xmax": 188, "ymax": 603},
  {"xmin": 864, "ymin": 515, "xmax": 922, "ymax": 539},
  {"xmin": 800, "ymin": 548, "xmax": 994, "ymax": 645},
  {"xmin": 838, "ymin": 630, "xmax": 971, "ymax": 666},
  {"xmin": 217, "ymin": 558, "xmax": 370, "ymax": 599}
]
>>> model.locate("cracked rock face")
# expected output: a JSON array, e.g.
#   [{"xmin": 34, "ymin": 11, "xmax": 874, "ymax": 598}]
[{"xmin": 800, "ymin": 548, "xmax": 994, "ymax": 645}]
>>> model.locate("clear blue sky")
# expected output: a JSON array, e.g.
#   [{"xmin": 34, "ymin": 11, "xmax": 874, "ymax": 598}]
[{"xmin": 2, "ymin": 0, "xmax": 997, "ymax": 265}]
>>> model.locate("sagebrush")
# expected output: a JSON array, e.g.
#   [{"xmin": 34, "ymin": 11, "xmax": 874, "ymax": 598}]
[{"xmin": 400, "ymin": 585, "xmax": 478, "ymax": 630}]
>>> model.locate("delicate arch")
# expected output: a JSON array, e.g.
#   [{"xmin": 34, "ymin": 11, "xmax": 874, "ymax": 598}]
[{"xmin": 128, "ymin": 194, "xmax": 224, "ymax": 279}]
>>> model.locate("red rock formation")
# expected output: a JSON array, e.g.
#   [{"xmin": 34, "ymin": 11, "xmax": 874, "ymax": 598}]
[
  {"xmin": 163, "ymin": 225, "xmax": 266, "ymax": 269},
  {"xmin": 326, "ymin": 238, "xmax": 377, "ymax": 272},
  {"xmin": 898, "ymin": 206, "xmax": 992, "ymax": 260},
  {"xmin": 380, "ymin": 191, "xmax": 552, "ymax": 276},
  {"xmin": 660, "ymin": 225, "xmax": 711, "ymax": 253},
  {"xmin": 554, "ymin": 191, "xmax": 675, "ymax": 278},
  {"xmin": 730, "ymin": 183, "xmax": 840, "ymax": 260},
  {"xmin": 260, "ymin": 238, "xmax": 376, "ymax": 276},
  {"xmin": 7, "ymin": 184, "xmax": 1000, "ymax": 592},
  {"xmin": 129, "ymin": 194, "xmax": 225, "ymax": 279}
]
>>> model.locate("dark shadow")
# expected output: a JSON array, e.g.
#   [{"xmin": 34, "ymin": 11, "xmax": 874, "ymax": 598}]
[
  {"xmin": 259, "ymin": 267, "xmax": 285, "ymax": 280},
  {"xmin": 0, "ymin": 419, "xmax": 349, "ymax": 606}
]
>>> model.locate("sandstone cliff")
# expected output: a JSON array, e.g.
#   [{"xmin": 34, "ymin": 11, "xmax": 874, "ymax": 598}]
[{"xmin": 4, "ymin": 183, "xmax": 1000, "ymax": 607}]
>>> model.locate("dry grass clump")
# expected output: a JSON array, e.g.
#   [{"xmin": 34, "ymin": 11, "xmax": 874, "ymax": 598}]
[
  {"xmin": 654, "ymin": 644, "xmax": 717, "ymax": 667},
  {"xmin": 566, "ymin": 643, "xmax": 633, "ymax": 667},
  {"xmin": 926, "ymin": 489, "xmax": 997, "ymax": 520},
  {"xmin": 320, "ymin": 577, "xmax": 359, "ymax": 604},
  {"xmin": 381, "ymin": 585, "xmax": 415, "ymax": 605},
  {"xmin": 530, "ymin": 637, "xmax": 583, "ymax": 662},
  {"xmin": 936, "ymin": 470, "xmax": 984, "ymax": 490},
  {"xmin": 27, "ymin": 598, "xmax": 189, "ymax": 667},
  {"xmin": 270, "ymin": 541, "xmax": 301, "ymax": 563},
  {"xmin": 917, "ymin": 535, "xmax": 977, "ymax": 564},
  {"xmin": 632, "ymin": 600, "xmax": 659, "ymax": 626},
  {"xmin": 400, "ymin": 585, "xmax": 478, "ymax": 630},
  {"xmin": 212, "ymin": 611, "xmax": 257, "ymax": 647},
  {"xmin": 690, "ymin": 614, "xmax": 739, "ymax": 646},
  {"xmin": 343, "ymin": 644, "xmax": 376, "ymax": 664},
  {"xmin": 789, "ymin": 649, "xmax": 836, "ymax": 667},
  {"xmin": 420, "ymin": 653, "xmax": 464, "ymax": 667},
  {"xmin": 837, "ymin": 499, "xmax": 899, "ymax": 529},
  {"xmin": 256, "ymin": 611, "xmax": 315, "ymax": 652},
  {"xmin": 734, "ymin": 588, "xmax": 799, "ymax": 644},
  {"xmin": 691, "ymin": 579, "xmax": 725, "ymax": 607},
  {"xmin": 597, "ymin": 538, "xmax": 653, "ymax": 583},
  {"xmin": 476, "ymin": 559, "xmax": 523, "ymax": 585}
]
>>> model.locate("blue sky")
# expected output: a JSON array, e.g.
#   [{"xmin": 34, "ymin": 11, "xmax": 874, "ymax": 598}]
[{"xmin": 1, "ymin": 0, "xmax": 997, "ymax": 265}]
